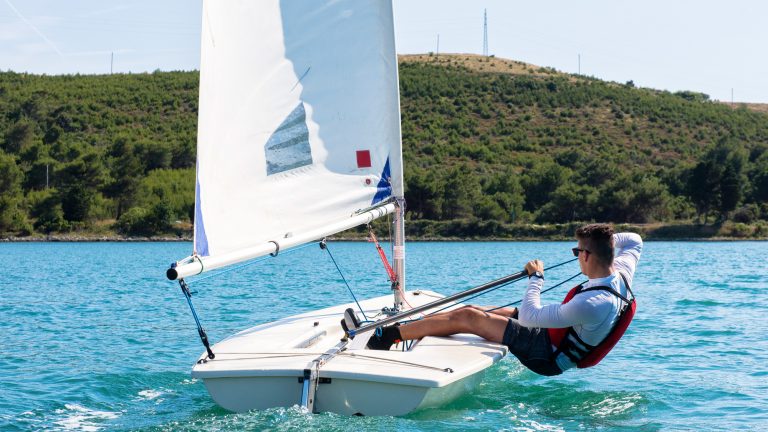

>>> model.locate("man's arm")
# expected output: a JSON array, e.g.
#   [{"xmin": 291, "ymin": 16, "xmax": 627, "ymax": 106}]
[
  {"xmin": 613, "ymin": 232, "xmax": 643, "ymax": 283},
  {"xmin": 518, "ymin": 260, "xmax": 601, "ymax": 328}
]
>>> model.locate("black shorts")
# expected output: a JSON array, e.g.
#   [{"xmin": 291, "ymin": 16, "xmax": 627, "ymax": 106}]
[{"xmin": 502, "ymin": 319, "xmax": 563, "ymax": 376}]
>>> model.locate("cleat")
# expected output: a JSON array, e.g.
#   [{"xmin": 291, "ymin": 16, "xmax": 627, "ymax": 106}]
[{"xmin": 343, "ymin": 308, "xmax": 361, "ymax": 331}]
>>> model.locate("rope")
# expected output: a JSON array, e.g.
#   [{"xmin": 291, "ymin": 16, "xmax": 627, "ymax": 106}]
[
  {"xmin": 368, "ymin": 226, "xmax": 396, "ymax": 282},
  {"xmin": 369, "ymin": 224, "xmax": 416, "ymax": 311},
  {"xmin": 484, "ymin": 271, "xmax": 583, "ymax": 312},
  {"xmin": 208, "ymin": 351, "xmax": 453, "ymax": 373},
  {"xmin": 322, "ymin": 241, "xmax": 369, "ymax": 321},
  {"xmin": 340, "ymin": 352, "xmax": 453, "ymax": 373}
]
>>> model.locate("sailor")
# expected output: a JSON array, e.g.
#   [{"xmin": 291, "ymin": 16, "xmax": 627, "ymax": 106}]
[{"xmin": 358, "ymin": 223, "xmax": 642, "ymax": 376}]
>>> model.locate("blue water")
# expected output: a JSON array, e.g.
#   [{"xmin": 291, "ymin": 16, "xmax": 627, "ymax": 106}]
[{"xmin": 1, "ymin": 241, "xmax": 767, "ymax": 431}]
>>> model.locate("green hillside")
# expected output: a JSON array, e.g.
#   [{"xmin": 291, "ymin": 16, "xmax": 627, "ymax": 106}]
[{"xmin": 1, "ymin": 54, "xmax": 767, "ymax": 239}]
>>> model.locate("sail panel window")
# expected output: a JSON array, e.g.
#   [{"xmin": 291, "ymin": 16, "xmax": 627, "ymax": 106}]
[{"xmin": 265, "ymin": 103, "xmax": 313, "ymax": 175}]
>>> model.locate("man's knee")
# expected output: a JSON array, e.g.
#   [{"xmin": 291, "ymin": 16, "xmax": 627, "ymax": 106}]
[{"xmin": 453, "ymin": 307, "xmax": 486, "ymax": 325}]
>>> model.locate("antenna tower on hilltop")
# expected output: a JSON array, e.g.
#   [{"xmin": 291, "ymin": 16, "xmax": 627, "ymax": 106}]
[{"xmin": 483, "ymin": 9, "xmax": 489, "ymax": 56}]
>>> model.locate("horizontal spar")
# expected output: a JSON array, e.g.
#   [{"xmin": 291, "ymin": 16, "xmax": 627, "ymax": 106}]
[
  {"xmin": 168, "ymin": 203, "xmax": 396, "ymax": 280},
  {"xmin": 348, "ymin": 269, "xmax": 529, "ymax": 337}
]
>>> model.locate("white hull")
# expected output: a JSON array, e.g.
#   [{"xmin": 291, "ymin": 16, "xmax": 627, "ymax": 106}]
[{"xmin": 192, "ymin": 291, "xmax": 508, "ymax": 415}]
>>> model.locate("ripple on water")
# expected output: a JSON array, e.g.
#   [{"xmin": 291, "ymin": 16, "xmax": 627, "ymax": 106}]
[{"xmin": 674, "ymin": 299, "xmax": 724, "ymax": 307}]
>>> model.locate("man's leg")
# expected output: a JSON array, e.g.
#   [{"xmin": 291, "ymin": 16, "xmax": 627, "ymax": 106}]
[
  {"xmin": 483, "ymin": 306, "xmax": 518, "ymax": 318},
  {"xmin": 365, "ymin": 306, "xmax": 512, "ymax": 350},
  {"xmin": 399, "ymin": 306, "xmax": 510, "ymax": 343}
]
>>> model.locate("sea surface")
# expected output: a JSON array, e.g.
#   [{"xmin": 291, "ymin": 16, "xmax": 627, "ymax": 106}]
[{"xmin": 1, "ymin": 241, "xmax": 767, "ymax": 431}]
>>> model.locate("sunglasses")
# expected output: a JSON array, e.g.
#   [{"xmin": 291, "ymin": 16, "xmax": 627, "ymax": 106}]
[{"xmin": 571, "ymin": 247, "xmax": 590, "ymax": 257}]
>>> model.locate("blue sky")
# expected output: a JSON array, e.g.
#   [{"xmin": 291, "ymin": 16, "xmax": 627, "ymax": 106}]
[{"xmin": 2, "ymin": 0, "xmax": 767, "ymax": 103}]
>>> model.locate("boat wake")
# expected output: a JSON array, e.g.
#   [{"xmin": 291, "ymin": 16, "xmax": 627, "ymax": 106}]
[{"xmin": 53, "ymin": 404, "xmax": 120, "ymax": 432}]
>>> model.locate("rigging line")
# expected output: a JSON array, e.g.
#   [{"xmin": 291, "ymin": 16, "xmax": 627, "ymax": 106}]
[
  {"xmin": 368, "ymin": 225, "xmax": 396, "ymax": 282},
  {"xmin": 484, "ymin": 271, "xmax": 583, "ymax": 312},
  {"xmin": 415, "ymin": 258, "xmax": 581, "ymax": 318},
  {"xmin": 545, "ymin": 257, "xmax": 579, "ymax": 271},
  {"xmin": 321, "ymin": 240, "xmax": 369, "ymax": 321},
  {"xmin": 339, "ymin": 352, "xmax": 453, "ymax": 373},
  {"xmin": 186, "ymin": 242, "xmax": 315, "ymax": 287},
  {"xmin": 209, "ymin": 352, "xmax": 324, "ymax": 355},
  {"xmin": 179, "ymin": 279, "xmax": 215, "ymax": 359},
  {"xmin": 201, "ymin": 354, "xmax": 324, "ymax": 361},
  {"xmin": 369, "ymin": 224, "xmax": 416, "ymax": 311}
]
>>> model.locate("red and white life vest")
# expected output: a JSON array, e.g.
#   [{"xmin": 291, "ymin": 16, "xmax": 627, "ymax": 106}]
[{"xmin": 547, "ymin": 272, "xmax": 636, "ymax": 368}]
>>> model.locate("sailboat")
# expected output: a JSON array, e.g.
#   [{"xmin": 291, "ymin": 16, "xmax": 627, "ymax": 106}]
[{"xmin": 166, "ymin": 0, "xmax": 511, "ymax": 415}]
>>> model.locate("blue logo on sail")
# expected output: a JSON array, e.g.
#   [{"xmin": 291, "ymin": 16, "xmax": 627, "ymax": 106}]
[
  {"xmin": 372, "ymin": 157, "xmax": 392, "ymax": 205},
  {"xmin": 265, "ymin": 103, "xmax": 313, "ymax": 175}
]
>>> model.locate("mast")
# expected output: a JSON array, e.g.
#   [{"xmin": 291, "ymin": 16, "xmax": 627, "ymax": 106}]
[{"xmin": 392, "ymin": 197, "xmax": 406, "ymax": 310}]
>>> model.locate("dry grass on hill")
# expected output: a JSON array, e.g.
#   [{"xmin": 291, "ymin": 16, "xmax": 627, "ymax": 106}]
[
  {"xmin": 399, "ymin": 53, "xmax": 560, "ymax": 78},
  {"xmin": 401, "ymin": 53, "xmax": 768, "ymax": 115},
  {"xmin": 723, "ymin": 102, "xmax": 768, "ymax": 113}
]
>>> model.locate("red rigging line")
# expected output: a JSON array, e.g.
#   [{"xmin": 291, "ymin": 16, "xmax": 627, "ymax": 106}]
[
  {"xmin": 368, "ymin": 228, "xmax": 397, "ymax": 282},
  {"xmin": 368, "ymin": 226, "xmax": 417, "ymax": 311}
]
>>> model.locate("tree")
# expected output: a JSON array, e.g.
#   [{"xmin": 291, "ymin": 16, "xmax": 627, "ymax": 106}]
[
  {"xmin": 718, "ymin": 153, "xmax": 746, "ymax": 219},
  {"xmin": 687, "ymin": 158, "xmax": 720, "ymax": 222},
  {"xmin": 442, "ymin": 164, "xmax": 481, "ymax": 219},
  {"xmin": 601, "ymin": 173, "xmax": 670, "ymax": 222},
  {"xmin": 687, "ymin": 140, "xmax": 747, "ymax": 222},
  {"xmin": 138, "ymin": 140, "xmax": 172, "ymax": 171},
  {"xmin": 31, "ymin": 190, "xmax": 68, "ymax": 233},
  {"xmin": 105, "ymin": 138, "xmax": 143, "ymax": 219},
  {"xmin": 404, "ymin": 166, "xmax": 443, "ymax": 220},
  {"xmin": 536, "ymin": 183, "xmax": 598, "ymax": 223},
  {"xmin": 749, "ymin": 153, "xmax": 768, "ymax": 204},
  {"xmin": 0, "ymin": 152, "xmax": 28, "ymax": 233},
  {"xmin": 521, "ymin": 162, "xmax": 572, "ymax": 212},
  {"xmin": 171, "ymin": 139, "xmax": 196, "ymax": 169},
  {"xmin": 115, "ymin": 202, "xmax": 173, "ymax": 236},
  {"xmin": 135, "ymin": 168, "xmax": 195, "ymax": 222},
  {"xmin": 56, "ymin": 151, "xmax": 107, "ymax": 223},
  {"xmin": 482, "ymin": 168, "xmax": 524, "ymax": 222},
  {"xmin": 2, "ymin": 120, "xmax": 35, "ymax": 154}
]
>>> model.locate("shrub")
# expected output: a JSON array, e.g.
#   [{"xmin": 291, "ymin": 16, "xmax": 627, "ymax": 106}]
[
  {"xmin": 732, "ymin": 204, "xmax": 759, "ymax": 223},
  {"xmin": 723, "ymin": 222, "xmax": 753, "ymax": 238},
  {"xmin": 30, "ymin": 191, "xmax": 68, "ymax": 233},
  {"xmin": 115, "ymin": 202, "xmax": 174, "ymax": 236},
  {"xmin": 115, "ymin": 207, "xmax": 149, "ymax": 236}
]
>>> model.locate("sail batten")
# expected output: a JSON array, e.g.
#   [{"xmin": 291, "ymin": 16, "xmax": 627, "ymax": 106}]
[{"xmin": 186, "ymin": 0, "xmax": 403, "ymax": 268}]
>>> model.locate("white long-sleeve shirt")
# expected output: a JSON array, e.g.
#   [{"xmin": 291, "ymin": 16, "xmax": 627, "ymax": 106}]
[{"xmin": 518, "ymin": 232, "xmax": 643, "ymax": 371}]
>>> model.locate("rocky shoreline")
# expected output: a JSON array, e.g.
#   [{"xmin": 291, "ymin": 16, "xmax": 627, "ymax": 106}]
[
  {"xmin": 1, "ymin": 235, "xmax": 191, "ymax": 242},
  {"xmin": 2, "ymin": 233, "xmax": 766, "ymax": 242},
  {"xmin": 2, "ymin": 221, "xmax": 766, "ymax": 242}
]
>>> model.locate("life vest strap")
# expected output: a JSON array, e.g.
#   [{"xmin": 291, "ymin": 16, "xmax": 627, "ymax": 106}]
[{"xmin": 578, "ymin": 286, "xmax": 631, "ymax": 304}]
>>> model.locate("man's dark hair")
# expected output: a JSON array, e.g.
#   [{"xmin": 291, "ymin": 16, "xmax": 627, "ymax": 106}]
[{"xmin": 575, "ymin": 223, "xmax": 614, "ymax": 265}]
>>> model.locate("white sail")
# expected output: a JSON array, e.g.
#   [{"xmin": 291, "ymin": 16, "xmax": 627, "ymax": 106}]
[{"xmin": 190, "ymin": 0, "xmax": 403, "ymax": 268}]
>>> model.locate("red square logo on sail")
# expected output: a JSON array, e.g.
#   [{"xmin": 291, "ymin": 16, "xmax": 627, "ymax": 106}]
[{"xmin": 356, "ymin": 150, "xmax": 372, "ymax": 168}]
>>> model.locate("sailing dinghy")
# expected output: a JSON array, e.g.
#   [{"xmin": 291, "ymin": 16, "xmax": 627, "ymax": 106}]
[{"xmin": 166, "ymin": 0, "xmax": 511, "ymax": 415}]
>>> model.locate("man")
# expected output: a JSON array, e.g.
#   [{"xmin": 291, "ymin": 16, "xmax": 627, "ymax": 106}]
[{"xmin": 359, "ymin": 223, "xmax": 642, "ymax": 376}]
